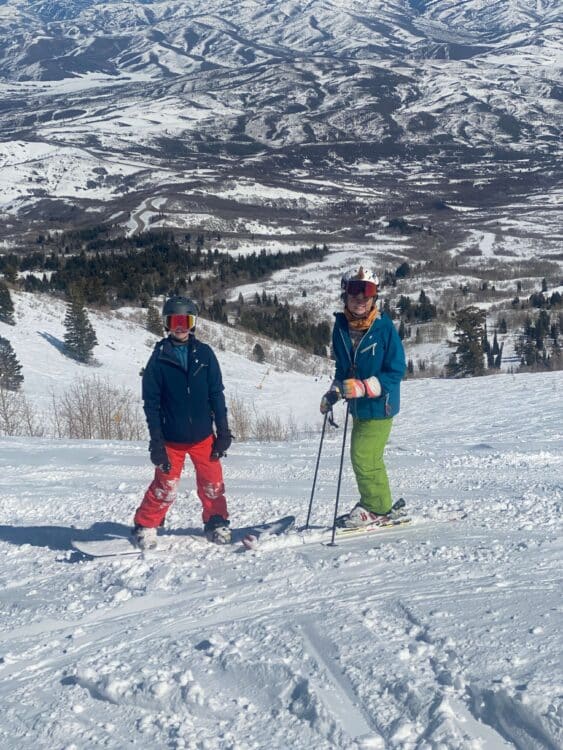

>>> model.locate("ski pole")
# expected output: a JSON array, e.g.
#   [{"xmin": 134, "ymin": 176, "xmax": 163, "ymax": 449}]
[
  {"xmin": 305, "ymin": 411, "xmax": 328, "ymax": 529},
  {"xmin": 328, "ymin": 400, "xmax": 350, "ymax": 546}
]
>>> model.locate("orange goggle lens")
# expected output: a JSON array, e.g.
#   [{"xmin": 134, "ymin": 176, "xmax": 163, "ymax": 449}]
[
  {"xmin": 167, "ymin": 314, "xmax": 196, "ymax": 332},
  {"xmin": 346, "ymin": 279, "xmax": 378, "ymax": 297}
]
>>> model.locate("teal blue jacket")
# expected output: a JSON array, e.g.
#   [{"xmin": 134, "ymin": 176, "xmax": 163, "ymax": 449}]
[{"xmin": 332, "ymin": 311, "xmax": 406, "ymax": 419}]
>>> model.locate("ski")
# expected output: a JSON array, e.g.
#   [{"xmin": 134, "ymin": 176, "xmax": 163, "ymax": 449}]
[
  {"xmin": 240, "ymin": 517, "xmax": 413, "ymax": 552},
  {"xmin": 240, "ymin": 505, "xmax": 413, "ymax": 552},
  {"xmin": 331, "ymin": 514, "xmax": 412, "ymax": 539}
]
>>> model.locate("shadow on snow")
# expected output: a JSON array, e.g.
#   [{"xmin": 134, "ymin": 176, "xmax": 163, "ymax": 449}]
[{"xmin": 0, "ymin": 521, "xmax": 132, "ymax": 552}]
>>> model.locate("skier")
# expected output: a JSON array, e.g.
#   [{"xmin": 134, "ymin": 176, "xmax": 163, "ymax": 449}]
[
  {"xmin": 132, "ymin": 296, "xmax": 233, "ymax": 549},
  {"xmin": 320, "ymin": 267, "xmax": 406, "ymax": 528}
]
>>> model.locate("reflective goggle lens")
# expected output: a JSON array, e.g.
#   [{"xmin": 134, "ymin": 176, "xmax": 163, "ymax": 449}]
[
  {"xmin": 167, "ymin": 314, "xmax": 196, "ymax": 332},
  {"xmin": 346, "ymin": 279, "xmax": 378, "ymax": 297}
]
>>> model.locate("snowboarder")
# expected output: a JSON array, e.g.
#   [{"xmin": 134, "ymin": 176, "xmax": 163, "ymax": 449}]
[
  {"xmin": 132, "ymin": 296, "xmax": 233, "ymax": 549},
  {"xmin": 320, "ymin": 267, "xmax": 406, "ymax": 527}
]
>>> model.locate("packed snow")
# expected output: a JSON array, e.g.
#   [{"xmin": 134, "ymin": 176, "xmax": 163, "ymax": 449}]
[{"xmin": 0, "ymin": 349, "xmax": 561, "ymax": 748}]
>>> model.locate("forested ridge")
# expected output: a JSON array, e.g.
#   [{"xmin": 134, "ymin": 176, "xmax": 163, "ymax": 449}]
[{"xmin": 1, "ymin": 229, "xmax": 331, "ymax": 354}]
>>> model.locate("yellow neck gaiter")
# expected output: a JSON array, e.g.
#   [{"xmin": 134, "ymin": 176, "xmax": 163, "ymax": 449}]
[{"xmin": 344, "ymin": 304, "xmax": 379, "ymax": 332}]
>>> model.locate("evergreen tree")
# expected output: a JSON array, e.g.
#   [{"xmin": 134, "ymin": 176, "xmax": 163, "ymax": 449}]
[
  {"xmin": 0, "ymin": 282, "xmax": 15, "ymax": 325},
  {"xmin": 395, "ymin": 262, "xmax": 410, "ymax": 278},
  {"xmin": 2, "ymin": 265, "xmax": 17, "ymax": 284},
  {"xmin": 494, "ymin": 342, "xmax": 504, "ymax": 369},
  {"xmin": 252, "ymin": 342, "xmax": 265, "ymax": 363},
  {"xmin": 63, "ymin": 292, "xmax": 98, "ymax": 363},
  {"xmin": 446, "ymin": 306, "xmax": 486, "ymax": 377},
  {"xmin": 513, "ymin": 312, "xmax": 559, "ymax": 369},
  {"xmin": 146, "ymin": 304, "xmax": 164, "ymax": 337},
  {"xmin": 0, "ymin": 336, "xmax": 23, "ymax": 390},
  {"xmin": 482, "ymin": 324, "xmax": 490, "ymax": 354},
  {"xmin": 382, "ymin": 298, "xmax": 393, "ymax": 318},
  {"xmin": 417, "ymin": 289, "xmax": 436, "ymax": 322}
]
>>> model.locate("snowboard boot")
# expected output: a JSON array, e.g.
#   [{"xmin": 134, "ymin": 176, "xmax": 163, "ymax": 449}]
[
  {"xmin": 204, "ymin": 515, "xmax": 231, "ymax": 545},
  {"xmin": 131, "ymin": 524, "xmax": 158, "ymax": 550}
]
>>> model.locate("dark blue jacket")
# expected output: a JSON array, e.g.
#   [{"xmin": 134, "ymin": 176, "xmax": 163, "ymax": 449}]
[
  {"xmin": 332, "ymin": 312, "xmax": 406, "ymax": 419},
  {"xmin": 142, "ymin": 336, "xmax": 229, "ymax": 445}
]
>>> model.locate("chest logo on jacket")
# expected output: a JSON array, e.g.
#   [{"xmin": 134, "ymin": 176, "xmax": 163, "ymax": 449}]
[{"xmin": 359, "ymin": 342, "xmax": 377, "ymax": 356}]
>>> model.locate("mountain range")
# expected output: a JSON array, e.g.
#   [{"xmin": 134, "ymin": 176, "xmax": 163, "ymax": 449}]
[{"xmin": 0, "ymin": 0, "xmax": 561, "ymax": 239}]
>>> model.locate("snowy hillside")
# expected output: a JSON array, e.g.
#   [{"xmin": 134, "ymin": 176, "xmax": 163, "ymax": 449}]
[
  {"xmin": 0, "ymin": 358, "xmax": 562, "ymax": 747},
  {"xmin": 1, "ymin": 289, "xmax": 332, "ymax": 430}
]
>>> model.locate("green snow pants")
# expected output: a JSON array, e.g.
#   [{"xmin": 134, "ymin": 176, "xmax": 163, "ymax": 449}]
[{"xmin": 350, "ymin": 417, "xmax": 393, "ymax": 514}]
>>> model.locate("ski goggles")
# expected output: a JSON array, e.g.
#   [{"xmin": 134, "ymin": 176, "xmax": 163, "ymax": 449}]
[
  {"xmin": 165, "ymin": 313, "xmax": 196, "ymax": 332},
  {"xmin": 345, "ymin": 279, "xmax": 378, "ymax": 298}
]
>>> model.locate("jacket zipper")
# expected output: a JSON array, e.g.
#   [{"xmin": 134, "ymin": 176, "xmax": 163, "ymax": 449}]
[
  {"xmin": 159, "ymin": 346, "xmax": 195, "ymax": 420},
  {"xmin": 340, "ymin": 322, "xmax": 377, "ymax": 419},
  {"xmin": 339, "ymin": 326, "xmax": 370, "ymax": 418}
]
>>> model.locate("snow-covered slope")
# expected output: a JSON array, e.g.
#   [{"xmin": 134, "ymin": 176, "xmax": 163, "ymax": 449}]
[
  {"xmin": 1, "ymin": 290, "xmax": 332, "ymax": 429},
  {"xmin": 0, "ymin": 366, "xmax": 561, "ymax": 748}
]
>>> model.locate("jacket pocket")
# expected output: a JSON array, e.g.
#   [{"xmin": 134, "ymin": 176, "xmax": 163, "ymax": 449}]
[
  {"xmin": 193, "ymin": 363, "xmax": 208, "ymax": 377},
  {"xmin": 359, "ymin": 342, "xmax": 378, "ymax": 356}
]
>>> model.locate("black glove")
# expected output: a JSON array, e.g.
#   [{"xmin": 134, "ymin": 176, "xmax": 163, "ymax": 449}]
[
  {"xmin": 320, "ymin": 391, "xmax": 341, "ymax": 414},
  {"xmin": 211, "ymin": 431, "xmax": 232, "ymax": 460},
  {"xmin": 320, "ymin": 385, "xmax": 342, "ymax": 414},
  {"xmin": 149, "ymin": 440, "xmax": 171, "ymax": 473}
]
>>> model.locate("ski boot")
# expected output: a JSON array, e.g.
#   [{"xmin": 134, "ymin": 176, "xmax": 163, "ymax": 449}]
[
  {"xmin": 204, "ymin": 515, "xmax": 232, "ymax": 545},
  {"xmin": 131, "ymin": 524, "xmax": 158, "ymax": 550},
  {"xmin": 337, "ymin": 498, "xmax": 407, "ymax": 529}
]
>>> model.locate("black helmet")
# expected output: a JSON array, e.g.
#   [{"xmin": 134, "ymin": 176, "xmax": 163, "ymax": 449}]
[
  {"xmin": 162, "ymin": 296, "xmax": 199, "ymax": 317},
  {"xmin": 162, "ymin": 296, "xmax": 199, "ymax": 333}
]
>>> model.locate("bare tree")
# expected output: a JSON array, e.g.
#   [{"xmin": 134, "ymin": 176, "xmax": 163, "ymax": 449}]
[
  {"xmin": 228, "ymin": 394, "xmax": 253, "ymax": 442},
  {"xmin": 0, "ymin": 386, "xmax": 43, "ymax": 437},
  {"xmin": 252, "ymin": 412, "xmax": 287, "ymax": 442},
  {"xmin": 50, "ymin": 377, "xmax": 145, "ymax": 440}
]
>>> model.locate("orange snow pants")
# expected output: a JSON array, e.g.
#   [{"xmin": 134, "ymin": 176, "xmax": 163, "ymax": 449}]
[{"xmin": 134, "ymin": 435, "xmax": 228, "ymax": 528}]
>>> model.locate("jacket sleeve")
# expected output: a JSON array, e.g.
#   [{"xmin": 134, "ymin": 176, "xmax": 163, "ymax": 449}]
[
  {"xmin": 142, "ymin": 348, "xmax": 164, "ymax": 443},
  {"xmin": 332, "ymin": 318, "xmax": 351, "ymax": 382},
  {"xmin": 378, "ymin": 319, "xmax": 406, "ymax": 394},
  {"xmin": 207, "ymin": 348, "xmax": 229, "ymax": 435}
]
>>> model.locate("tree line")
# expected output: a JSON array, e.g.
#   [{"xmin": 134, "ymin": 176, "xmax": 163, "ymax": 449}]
[
  {"xmin": 238, "ymin": 293, "xmax": 331, "ymax": 356},
  {"xmin": 6, "ymin": 230, "xmax": 328, "ymax": 307}
]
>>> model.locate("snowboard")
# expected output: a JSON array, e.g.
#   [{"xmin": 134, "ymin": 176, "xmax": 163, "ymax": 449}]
[
  {"xmin": 240, "ymin": 515, "xmax": 296, "ymax": 550},
  {"xmin": 71, "ymin": 515, "xmax": 296, "ymax": 558}
]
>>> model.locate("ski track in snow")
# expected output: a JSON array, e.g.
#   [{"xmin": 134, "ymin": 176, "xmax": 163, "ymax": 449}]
[{"xmin": 0, "ymin": 371, "xmax": 562, "ymax": 749}]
